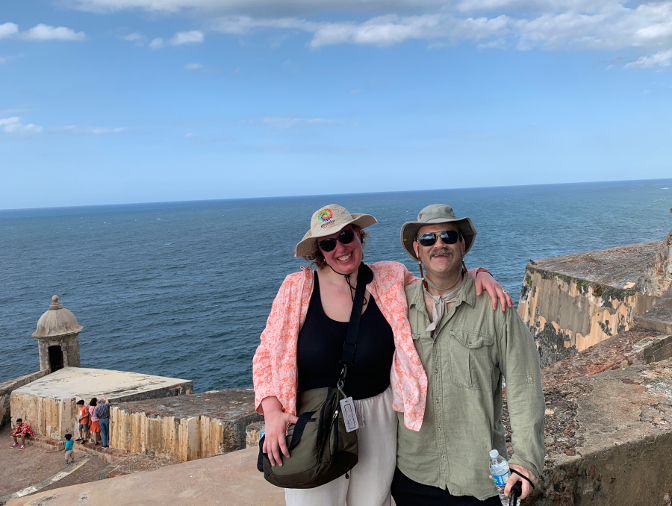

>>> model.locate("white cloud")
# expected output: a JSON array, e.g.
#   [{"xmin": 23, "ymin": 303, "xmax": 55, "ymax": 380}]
[
  {"xmin": 170, "ymin": 30, "xmax": 204, "ymax": 44},
  {"xmin": 0, "ymin": 117, "xmax": 128, "ymax": 136},
  {"xmin": 121, "ymin": 32, "xmax": 143, "ymax": 41},
  {"xmin": 150, "ymin": 30, "xmax": 204, "ymax": 49},
  {"xmin": 626, "ymin": 48, "xmax": 672, "ymax": 68},
  {"xmin": 185, "ymin": 62, "xmax": 203, "ymax": 70},
  {"xmin": 0, "ymin": 22, "xmax": 19, "ymax": 39},
  {"xmin": 59, "ymin": 0, "xmax": 672, "ymax": 69},
  {"xmin": 20, "ymin": 24, "xmax": 86, "ymax": 41},
  {"xmin": 262, "ymin": 117, "xmax": 347, "ymax": 128},
  {"xmin": 69, "ymin": 0, "xmax": 445, "ymax": 15},
  {"xmin": 55, "ymin": 126, "xmax": 128, "ymax": 135},
  {"xmin": 0, "ymin": 117, "xmax": 43, "ymax": 134}
]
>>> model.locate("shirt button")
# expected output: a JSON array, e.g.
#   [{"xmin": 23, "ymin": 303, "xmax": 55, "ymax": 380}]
[
  {"xmin": 438, "ymin": 427, "xmax": 442, "ymax": 431},
  {"xmin": 441, "ymin": 455, "xmax": 445, "ymax": 459},
  {"xmin": 434, "ymin": 368, "xmax": 438, "ymax": 373},
  {"xmin": 435, "ymin": 399, "xmax": 439, "ymax": 403}
]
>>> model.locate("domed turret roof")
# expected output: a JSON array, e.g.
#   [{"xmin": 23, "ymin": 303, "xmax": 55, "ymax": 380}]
[{"xmin": 32, "ymin": 295, "xmax": 83, "ymax": 339}]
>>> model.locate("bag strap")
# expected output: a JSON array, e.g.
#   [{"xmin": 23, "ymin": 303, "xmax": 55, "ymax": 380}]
[
  {"xmin": 288, "ymin": 410, "xmax": 316, "ymax": 451},
  {"xmin": 339, "ymin": 262, "xmax": 374, "ymax": 381}
]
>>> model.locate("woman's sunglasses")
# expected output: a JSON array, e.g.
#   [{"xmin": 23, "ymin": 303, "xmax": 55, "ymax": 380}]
[
  {"xmin": 416, "ymin": 230, "xmax": 460, "ymax": 247},
  {"xmin": 318, "ymin": 228, "xmax": 356, "ymax": 252}
]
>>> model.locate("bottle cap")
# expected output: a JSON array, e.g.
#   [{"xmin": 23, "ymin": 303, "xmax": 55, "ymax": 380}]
[{"xmin": 489, "ymin": 449, "xmax": 499, "ymax": 459}]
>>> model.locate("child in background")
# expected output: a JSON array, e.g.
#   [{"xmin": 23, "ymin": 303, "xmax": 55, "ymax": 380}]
[
  {"xmin": 10, "ymin": 418, "xmax": 34, "ymax": 449},
  {"xmin": 64, "ymin": 433, "xmax": 74, "ymax": 465},
  {"xmin": 76, "ymin": 400, "xmax": 90, "ymax": 442}
]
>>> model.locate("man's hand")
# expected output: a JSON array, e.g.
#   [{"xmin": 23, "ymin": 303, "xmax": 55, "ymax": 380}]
[
  {"xmin": 474, "ymin": 270, "xmax": 514, "ymax": 311},
  {"xmin": 260, "ymin": 396, "xmax": 299, "ymax": 467},
  {"xmin": 505, "ymin": 464, "xmax": 537, "ymax": 500}
]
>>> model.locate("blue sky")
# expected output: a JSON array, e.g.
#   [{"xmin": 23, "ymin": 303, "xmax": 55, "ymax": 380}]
[{"xmin": 1, "ymin": 0, "xmax": 671, "ymax": 209}]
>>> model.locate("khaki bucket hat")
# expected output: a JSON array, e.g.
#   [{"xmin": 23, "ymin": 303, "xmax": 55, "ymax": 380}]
[
  {"xmin": 400, "ymin": 204, "xmax": 476, "ymax": 261},
  {"xmin": 294, "ymin": 204, "xmax": 377, "ymax": 258}
]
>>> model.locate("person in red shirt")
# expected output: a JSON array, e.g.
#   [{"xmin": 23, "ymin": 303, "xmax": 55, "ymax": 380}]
[
  {"xmin": 11, "ymin": 418, "xmax": 34, "ymax": 450},
  {"xmin": 76, "ymin": 400, "xmax": 90, "ymax": 442}
]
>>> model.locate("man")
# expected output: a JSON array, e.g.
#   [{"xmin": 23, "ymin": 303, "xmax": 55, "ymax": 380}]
[
  {"xmin": 94, "ymin": 395, "xmax": 113, "ymax": 448},
  {"xmin": 392, "ymin": 204, "xmax": 545, "ymax": 505},
  {"xmin": 10, "ymin": 418, "xmax": 34, "ymax": 450}
]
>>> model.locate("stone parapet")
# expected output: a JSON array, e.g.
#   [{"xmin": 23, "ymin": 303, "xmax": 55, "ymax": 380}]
[
  {"xmin": 111, "ymin": 389, "xmax": 262, "ymax": 462},
  {"xmin": 518, "ymin": 241, "xmax": 661, "ymax": 366},
  {"xmin": 540, "ymin": 328, "xmax": 671, "ymax": 387},
  {"xmin": 0, "ymin": 370, "xmax": 50, "ymax": 430},
  {"xmin": 529, "ymin": 357, "xmax": 672, "ymax": 505},
  {"xmin": 10, "ymin": 367, "xmax": 192, "ymax": 439}
]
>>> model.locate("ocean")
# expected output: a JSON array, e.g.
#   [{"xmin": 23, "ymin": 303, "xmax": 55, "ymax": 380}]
[{"xmin": 2, "ymin": 179, "xmax": 671, "ymax": 391}]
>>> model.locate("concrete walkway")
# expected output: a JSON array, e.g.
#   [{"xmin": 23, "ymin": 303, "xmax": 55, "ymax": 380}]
[
  {"xmin": 6, "ymin": 446, "xmax": 285, "ymax": 506},
  {"xmin": 0, "ymin": 426, "xmax": 107, "ymax": 504}
]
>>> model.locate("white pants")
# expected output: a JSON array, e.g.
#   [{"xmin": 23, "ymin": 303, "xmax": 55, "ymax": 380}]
[{"xmin": 285, "ymin": 386, "xmax": 397, "ymax": 506}]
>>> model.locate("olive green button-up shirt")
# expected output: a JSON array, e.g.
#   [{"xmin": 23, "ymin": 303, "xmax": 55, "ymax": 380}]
[{"xmin": 396, "ymin": 277, "xmax": 545, "ymax": 501}]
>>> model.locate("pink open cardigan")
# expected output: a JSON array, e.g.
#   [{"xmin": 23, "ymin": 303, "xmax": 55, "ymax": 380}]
[{"xmin": 253, "ymin": 261, "xmax": 482, "ymax": 431}]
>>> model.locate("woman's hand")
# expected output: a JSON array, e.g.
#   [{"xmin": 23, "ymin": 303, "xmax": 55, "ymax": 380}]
[
  {"xmin": 474, "ymin": 270, "xmax": 513, "ymax": 311},
  {"xmin": 261, "ymin": 396, "xmax": 299, "ymax": 467}
]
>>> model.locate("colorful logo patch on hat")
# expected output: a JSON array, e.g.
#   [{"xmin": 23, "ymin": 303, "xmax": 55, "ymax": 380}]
[{"xmin": 318, "ymin": 208, "xmax": 333, "ymax": 222}]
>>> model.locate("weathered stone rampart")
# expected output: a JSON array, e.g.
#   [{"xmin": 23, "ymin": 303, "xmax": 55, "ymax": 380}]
[
  {"xmin": 9, "ymin": 334, "xmax": 672, "ymax": 506},
  {"xmin": 519, "ymin": 241, "xmax": 661, "ymax": 366},
  {"xmin": 0, "ymin": 370, "xmax": 50, "ymax": 430},
  {"xmin": 110, "ymin": 389, "xmax": 262, "ymax": 462},
  {"xmin": 529, "ymin": 355, "xmax": 672, "ymax": 505},
  {"xmin": 10, "ymin": 367, "xmax": 192, "ymax": 439}
]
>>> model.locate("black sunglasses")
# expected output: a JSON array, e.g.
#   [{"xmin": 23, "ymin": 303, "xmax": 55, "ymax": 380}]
[
  {"xmin": 318, "ymin": 228, "xmax": 356, "ymax": 252},
  {"xmin": 416, "ymin": 230, "xmax": 460, "ymax": 247}
]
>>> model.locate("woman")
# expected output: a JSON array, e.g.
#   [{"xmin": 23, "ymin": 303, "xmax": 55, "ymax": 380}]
[
  {"xmin": 253, "ymin": 204, "xmax": 511, "ymax": 506},
  {"xmin": 89, "ymin": 398, "xmax": 101, "ymax": 445}
]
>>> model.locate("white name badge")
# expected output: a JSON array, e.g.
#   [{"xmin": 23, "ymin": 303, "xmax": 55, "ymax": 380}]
[{"xmin": 340, "ymin": 397, "xmax": 359, "ymax": 432}]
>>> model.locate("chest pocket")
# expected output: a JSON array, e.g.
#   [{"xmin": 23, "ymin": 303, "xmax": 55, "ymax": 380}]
[{"xmin": 449, "ymin": 330, "xmax": 495, "ymax": 390}]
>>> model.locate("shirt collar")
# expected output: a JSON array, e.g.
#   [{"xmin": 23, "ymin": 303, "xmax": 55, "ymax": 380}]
[{"xmin": 408, "ymin": 273, "xmax": 477, "ymax": 310}]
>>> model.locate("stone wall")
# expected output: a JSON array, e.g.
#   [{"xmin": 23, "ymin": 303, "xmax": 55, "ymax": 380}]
[
  {"xmin": 518, "ymin": 241, "xmax": 661, "ymax": 367},
  {"xmin": 10, "ymin": 368, "xmax": 193, "ymax": 438},
  {"xmin": 637, "ymin": 229, "xmax": 672, "ymax": 298},
  {"xmin": 528, "ymin": 351, "xmax": 672, "ymax": 505},
  {"xmin": 519, "ymin": 267, "xmax": 648, "ymax": 365},
  {"xmin": 111, "ymin": 389, "xmax": 263, "ymax": 462},
  {"xmin": 0, "ymin": 370, "xmax": 50, "ymax": 430}
]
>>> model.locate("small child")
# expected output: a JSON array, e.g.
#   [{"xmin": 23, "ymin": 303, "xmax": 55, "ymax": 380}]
[{"xmin": 64, "ymin": 433, "xmax": 74, "ymax": 465}]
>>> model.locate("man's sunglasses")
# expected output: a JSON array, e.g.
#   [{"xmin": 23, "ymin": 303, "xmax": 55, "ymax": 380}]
[
  {"xmin": 318, "ymin": 228, "xmax": 356, "ymax": 252},
  {"xmin": 416, "ymin": 230, "xmax": 461, "ymax": 247}
]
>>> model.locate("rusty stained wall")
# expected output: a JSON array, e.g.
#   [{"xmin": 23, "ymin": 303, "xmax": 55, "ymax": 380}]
[
  {"xmin": 518, "ymin": 268, "xmax": 653, "ymax": 367},
  {"xmin": 110, "ymin": 407, "xmax": 255, "ymax": 463},
  {"xmin": 9, "ymin": 392, "xmax": 78, "ymax": 438}
]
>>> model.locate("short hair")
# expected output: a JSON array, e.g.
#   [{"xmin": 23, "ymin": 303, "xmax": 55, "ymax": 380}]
[
  {"xmin": 76, "ymin": 400, "xmax": 85, "ymax": 405},
  {"xmin": 65, "ymin": 433, "xmax": 72, "ymax": 440},
  {"xmin": 302, "ymin": 226, "xmax": 368, "ymax": 269},
  {"xmin": 16, "ymin": 418, "xmax": 22, "ymax": 423},
  {"xmin": 89, "ymin": 397, "xmax": 98, "ymax": 406}
]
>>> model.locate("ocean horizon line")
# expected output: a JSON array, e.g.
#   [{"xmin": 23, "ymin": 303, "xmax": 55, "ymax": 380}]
[{"xmin": 3, "ymin": 177, "xmax": 671, "ymax": 214}]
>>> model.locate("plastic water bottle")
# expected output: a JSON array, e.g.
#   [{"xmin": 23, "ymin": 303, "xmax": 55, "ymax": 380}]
[{"xmin": 489, "ymin": 449, "xmax": 520, "ymax": 506}]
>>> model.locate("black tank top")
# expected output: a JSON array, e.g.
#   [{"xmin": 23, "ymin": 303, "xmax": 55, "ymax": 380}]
[{"xmin": 296, "ymin": 272, "xmax": 395, "ymax": 400}]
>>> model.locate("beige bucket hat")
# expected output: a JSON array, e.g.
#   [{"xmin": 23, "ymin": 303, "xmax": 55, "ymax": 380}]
[
  {"xmin": 294, "ymin": 204, "xmax": 377, "ymax": 258},
  {"xmin": 400, "ymin": 204, "xmax": 476, "ymax": 261}
]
